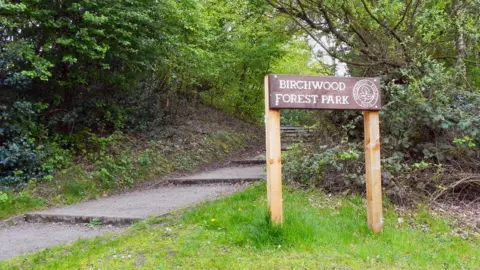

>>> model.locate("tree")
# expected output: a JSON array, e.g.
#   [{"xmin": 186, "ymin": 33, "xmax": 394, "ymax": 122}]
[
  {"xmin": 196, "ymin": 0, "xmax": 295, "ymax": 120},
  {"xmin": 1, "ymin": 1, "xmax": 165, "ymax": 101},
  {"xmin": 267, "ymin": 0, "xmax": 480, "ymax": 84},
  {"xmin": 269, "ymin": 0, "xmax": 480, "ymax": 200}
]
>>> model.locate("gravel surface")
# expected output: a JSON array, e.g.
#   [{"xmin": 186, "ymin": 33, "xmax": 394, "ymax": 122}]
[
  {"xmin": 1, "ymin": 183, "xmax": 250, "ymax": 260},
  {"xmin": 168, "ymin": 165, "xmax": 265, "ymax": 182},
  {"xmin": 30, "ymin": 184, "xmax": 246, "ymax": 220},
  {"xmin": 0, "ymin": 222, "xmax": 125, "ymax": 261}
]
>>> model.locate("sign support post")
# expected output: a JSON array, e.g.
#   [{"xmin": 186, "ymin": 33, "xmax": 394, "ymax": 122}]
[
  {"xmin": 264, "ymin": 75, "xmax": 283, "ymax": 224},
  {"xmin": 364, "ymin": 111, "xmax": 383, "ymax": 232}
]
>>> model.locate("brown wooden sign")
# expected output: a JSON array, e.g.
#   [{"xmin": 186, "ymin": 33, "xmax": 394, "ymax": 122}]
[
  {"xmin": 264, "ymin": 74, "xmax": 384, "ymax": 233},
  {"xmin": 268, "ymin": 74, "xmax": 381, "ymax": 110}
]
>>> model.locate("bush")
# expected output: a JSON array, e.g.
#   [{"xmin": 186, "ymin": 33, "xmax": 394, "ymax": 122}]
[
  {"xmin": 0, "ymin": 102, "xmax": 72, "ymax": 189},
  {"xmin": 283, "ymin": 61, "xmax": 480, "ymax": 203},
  {"xmin": 1, "ymin": 102, "xmax": 48, "ymax": 188},
  {"xmin": 381, "ymin": 61, "xmax": 480, "ymax": 166}
]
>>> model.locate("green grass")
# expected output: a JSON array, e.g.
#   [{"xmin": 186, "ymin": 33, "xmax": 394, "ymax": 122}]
[
  {"xmin": 0, "ymin": 192, "xmax": 46, "ymax": 220},
  {"xmin": 2, "ymin": 184, "xmax": 479, "ymax": 269}
]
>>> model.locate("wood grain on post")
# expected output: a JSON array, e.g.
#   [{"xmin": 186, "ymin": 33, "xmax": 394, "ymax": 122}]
[
  {"xmin": 364, "ymin": 111, "xmax": 383, "ymax": 232},
  {"xmin": 264, "ymin": 75, "xmax": 283, "ymax": 224},
  {"xmin": 264, "ymin": 75, "xmax": 271, "ymax": 209}
]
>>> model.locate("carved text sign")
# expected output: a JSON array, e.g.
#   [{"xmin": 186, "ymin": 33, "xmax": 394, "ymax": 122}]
[{"xmin": 268, "ymin": 74, "xmax": 381, "ymax": 110}]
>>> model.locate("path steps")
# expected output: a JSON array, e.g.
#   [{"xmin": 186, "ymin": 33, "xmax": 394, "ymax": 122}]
[
  {"xmin": 0, "ymin": 185, "xmax": 246, "ymax": 260},
  {"xmin": 231, "ymin": 158, "xmax": 265, "ymax": 165},
  {"xmin": 281, "ymin": 125, "xmax": 314, "ymax": 144},
  {"xmin": 0, "ymin": 126, "xmax": 310, "ymax": 261},
  {"xmin": 231, "ymin": 126, "xmax": 314, "ymax": 166},
  {"xmin": 166, "ymin": 166, "xmax": 265, "ymax": 185},
  {"xmin": 24, "ymin": 185, "xmax": 244, "ymax": 225}
]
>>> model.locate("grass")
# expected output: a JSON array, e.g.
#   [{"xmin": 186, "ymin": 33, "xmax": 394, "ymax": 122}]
[
  {"xmin": 0, "ymin": 192, "xmax": 46, "ymax": 220},
  {"xmin": 2, "ymin": 183, "xmax": 479, "ymax": 269}
]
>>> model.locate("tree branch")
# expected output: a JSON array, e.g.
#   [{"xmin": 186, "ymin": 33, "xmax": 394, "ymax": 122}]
[
  {"xmin": 393, "ymin": 0, "xmax": 412, "ymax": 31},
  {"xmin": 340, "ymin": 5, "xmax": 370, "ymax": 49},
  {"xmin": 268, "ymin": 0, "xmax": 405, "ymax": 68},
  {"xmin": 359, "ymin": 0, "xmax": 410, "ymax": 61}
]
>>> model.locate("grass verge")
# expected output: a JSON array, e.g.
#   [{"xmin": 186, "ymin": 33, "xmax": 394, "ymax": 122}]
[{"xmin": 2, "ymin": 183, "xmax": 478, "ymax": 269}]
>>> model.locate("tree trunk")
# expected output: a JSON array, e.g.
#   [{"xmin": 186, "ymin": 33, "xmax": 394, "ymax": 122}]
[{"xmin": 454, "ymin": 0, "xmax": 467, "ymax": 85}]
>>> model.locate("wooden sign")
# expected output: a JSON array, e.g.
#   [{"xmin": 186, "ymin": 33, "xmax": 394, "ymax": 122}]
[
  {"xmin": 264, "ymin": 74, "xmax": 384, "ymax": 232},
  {"xmin": 268, "ymin": 74, "xmax": 381, "ymax": 110}
]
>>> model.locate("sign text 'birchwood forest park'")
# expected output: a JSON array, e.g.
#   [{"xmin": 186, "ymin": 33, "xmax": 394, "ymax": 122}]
[{"xmin": 268, "ymin": 74, "xmax": 381, "ymax": 110}]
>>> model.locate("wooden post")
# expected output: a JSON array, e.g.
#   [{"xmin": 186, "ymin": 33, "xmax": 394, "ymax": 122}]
[
  {"xmin": 363, "ymin": 111, "xmax": 383, "ymax": 232},
  {"xmin": 264, "ymin": 76, "xmax": 271, "ymax": 210},
  {"xmin": 264, "ymin": 75, "xmax": 283, "ymax": 224}
]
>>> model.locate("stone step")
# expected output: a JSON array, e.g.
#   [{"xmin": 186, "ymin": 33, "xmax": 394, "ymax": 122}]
[
  {"xmin": 281, "ymin": 128, "xmax": 313, "ymax": 132},
  {"xmin": 282, "ymin": 139, "xmax": 312, "ymax": 144},
  {"xmin": 24, "ymin": 213, "xmax": 142, "ymax": 226},
  {"xmin": 281, "ymin": 131, "xmax": 313, "ymax": 136},
  {"xmin": 280, "ymin": 126, "xmax": 314, "ymax": 144},
  {"xmin": 281, "ymin": 126, "xmax": 311, "ymax": 130},
  {"xmin": 230, "ymin": 143, "xmax": 309, "ymax": 165},
  {"xmin": 20, "ymin": 185, "xmax": 242, "ymax": 226},
  {"xmin": 282, "ymin": 133, "xmax": 313, "ymax": 137},
  {"xmin": 230, "ymin": 159, "xmax": 265, "ymax": 165},
  {"xmin": 166, "ymin": 166, "xmax": 265, "ymax": 185},
  {"xmin": 281, "ymin": 129, "xmax": 313, "ymax": 132}
]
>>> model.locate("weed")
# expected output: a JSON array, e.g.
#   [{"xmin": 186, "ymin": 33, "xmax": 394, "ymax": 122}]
[{"xmin": 88, "ymin": 218, "xmax": 102, "ymax": 227}]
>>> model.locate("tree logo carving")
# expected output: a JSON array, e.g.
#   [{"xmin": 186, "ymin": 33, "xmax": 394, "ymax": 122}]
[{"xmin": 353, "ymin": 79, "xmax": 379, "ymax": 108}]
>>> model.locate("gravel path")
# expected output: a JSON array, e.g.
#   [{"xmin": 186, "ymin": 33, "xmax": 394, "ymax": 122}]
[
  {"xmin": 167, "ymin": 165, "xmax": 265, "ymax": 184},
  {"xmin": 0, "ymin": 164, "xmax": 264, "ymax": 261},
  {"xmin": 28, "ymin": 184, "xmax": 245, "ymax": 222},
  {"xmin": 0, "ymin": 222, "xmax": 125, "ymax": 261}
]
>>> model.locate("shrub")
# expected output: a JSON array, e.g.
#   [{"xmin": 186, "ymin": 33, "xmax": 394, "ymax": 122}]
[
  {"xmin": 283, "ymin": 61, "xmax": 480, "ymax": 203},
  {"xmin": 0, "ymin": 102, "xmax": 73, "ymax": 189},
  {"xmin": 283, "ymin": 143, "xmax": 364, "ymax": 191},
  {"xmin": 1, "ymin": 102, "xmax": 49, "ymax": 188}
]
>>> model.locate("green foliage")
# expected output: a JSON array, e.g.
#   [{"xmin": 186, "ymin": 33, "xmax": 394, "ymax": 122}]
[
  {"xmin": 0, "ymin": 101, "xmax": 75, "ymax": 188},
  {"xmin": 453, "ymin": 136, "xmax": 476, "ymax": 149},
  {"xmin": 269, "ymin": 39, "xmax": 328, "ymax": 125},
  {"xmin": 0, "ymin": 191, "xmax": 46, "ymax": 219},
  {"xmin": 280, "ymin": 110, "xmax": 316, "ymax": 126},
  {"xmin": 269, "ymin": 0, "xmax": 480, "ymax": 201},
  {"xmin": 1, "ymin": 102, "xmax": 47, "ymax": 187},
  {"xmin": 269, "ymin": 0, "xmax": 480, "ymax": 83},
  {"xmin": 283, "ymin": 143, "xmax": 365, "ymax": 190},
  {"xmin": 283, "ymin": 61, "xmax": 480, "ymax": 200},
  {"xmin": 0, "ymin": 192, "xmax": 8, "ymax": 203},
  {"xmin": 271, "ymin": 39, "xmax": 329, "ymax": 76},
  {"xmin": 1, "ymin": 0, "xmax": 295, "ymax": 191},
  {"xmin": 0, "ymin": 0, "xmax": 161, "ymax": 91},
  {"xmin": 381, "ymin": 60, "xmax": 480, "ymax": 164},
  {"xmin": 87, "ymin": 218, "xmax": 101, "ymax": 227},
  {"xmin": 198, "ymin": 0, "xmax": 294, "ymax": 121}
]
